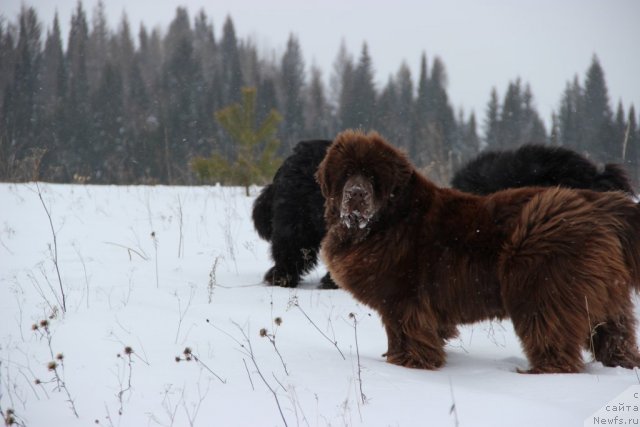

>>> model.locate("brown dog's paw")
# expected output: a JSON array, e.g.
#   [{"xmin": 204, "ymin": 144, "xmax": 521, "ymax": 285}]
[
  {"xmin": 517, "ymin": 364, "xmax": 581, "ymax": 374},
  {"xmin": 386, "ymin": 351, "xmax": 444, "ymax": 370},
  {"xmin": 600, "ymin": 352, "xmax": 640, "ymax": 370}
]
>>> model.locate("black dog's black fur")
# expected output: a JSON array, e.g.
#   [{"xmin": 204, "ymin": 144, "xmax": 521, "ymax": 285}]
[
  {"xmin": 452, "ymin": 144, "xmax": 634, "ymax": 196},
  {"xmin": 254, "ymin": 141, "xmax": 634, "ymax": 288},
  {"xmin": 252, "ymin": 140, "xmax": 335, "ymax": 288}
]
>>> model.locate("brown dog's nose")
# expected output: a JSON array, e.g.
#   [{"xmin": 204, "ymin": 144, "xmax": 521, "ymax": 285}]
[{"xmin": 346, "ymin": 186, "xmax": 368, "ymax": 203}]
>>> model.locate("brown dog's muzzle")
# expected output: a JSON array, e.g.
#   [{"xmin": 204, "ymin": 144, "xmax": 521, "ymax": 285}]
[{"xmin": 340, "ymin": 175, "xmax": 375, "ymax": 229}]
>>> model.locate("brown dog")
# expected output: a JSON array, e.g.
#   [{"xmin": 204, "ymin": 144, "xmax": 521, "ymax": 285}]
[{"xmin": 317, "ymin": 130, "xmax": 640, "ymax": 373}]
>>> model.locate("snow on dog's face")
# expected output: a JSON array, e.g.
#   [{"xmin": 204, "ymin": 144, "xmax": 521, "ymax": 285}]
[
  {"xmin": 340, "ymin": 174, "xmax": 376, "ymax": 229},
  {"xmin": 316, "ymin": 130, "xmax": 413, "ymax": 234}
]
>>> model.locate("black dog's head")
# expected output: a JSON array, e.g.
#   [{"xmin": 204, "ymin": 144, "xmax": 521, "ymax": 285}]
[{"xmin": 316, "ymin": 130, "xmax": 413, "ymax": 233}]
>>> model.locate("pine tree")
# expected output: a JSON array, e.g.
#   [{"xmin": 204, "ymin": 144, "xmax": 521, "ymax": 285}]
[
  {"xmin": 92, "ymin": 61, "xmax": 125, "ymax": 182},
  {"xmin": 65, "ymin": 1, "xmax": 92, "ymax": 179},
  {"xmin": 376, "ymin": 76, "xmax": 398, "ymax": 146},
  {"xmin": 304, "ymin": 66, "xmax": 331, "ymax": 139},
  {"xmin": 522, "ymin": 83, "xmax": 547, "ymax": 144},
  {"xmin": 623, "ymin": 105, "xmax": 638, "ymax": 186},
  {"xmin": 336, "ymin": 46, "xmax": 355, "ymax": 130},
  {"xmin": 220, "ymin": 16, "xmax": 243, "ymax": 105},
  {"xmin": 13, "ymin": 7, "xmax": 42, "ymax": 141},
  {"xmin": 425, "ymin": 56, "xmax": 456, "ymax": 181},
  {"xmin": 499, "ymin": 79, "xmax": 524, "ymax": 149},
  {"xmin": 111, "ymin": 13, "xmax": 135, "ymax": 98},
  {"xmin": 87, "ymin": 0, "xmax": 109, "ymax": 92},
  {"xmin": 613, "ymin": 102, "xmax": 627, "ymax": 161},
  {"xmin": 1, "ymin": 7, "xmax": 42, "ymax": 179},
  {"xmin": 161, "ymin": 7, "xmax": 201, "ymax": 183},
  {"xmin": 394, "ymin": 62, "xmax": 414, "ymax": 154},
  {"xmin": 413, "ymin": 52, "xmax": 429, "ymax": 160},
  {"xmin": 348, "ymin": 43, "xmax": 376, "ymax": 130},
  {"xmin": 0, "ymin": 21, "xmax": 17, "ymax": 108},
  {"xmin": 280, "ymin": 34, "xmax": 306, "ymax": 151},
  {"xmin": 39, "ymin": 13, "xmax": 67, "ymax": 181},
  {"xmin": 464, "ymin": 113, "xmax": 480, "ymax": 160},
  {"xmin": 329, "ymin": 41, "xmax": 352, "ymax": 118},
  {"xmin": 41, "ymin": 13, "xmax": 66, "ymax": 116},
  {"xmin": 558, "ymin": 76, "xmax": 584, "ymax": 151},
  {"xmin": 484, "ymin": 88, "xmax": 500, "ymax": 150},
  {"xmin": 583, "ymin": 55, "xmax": 615, "ymax": 162},
  {"xmin": 192, "ymin": 87, "xmax": 282, "ymax": 195}
]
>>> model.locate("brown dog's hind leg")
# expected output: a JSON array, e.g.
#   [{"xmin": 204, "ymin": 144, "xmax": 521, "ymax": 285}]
[{"xmin": 589, "ymin": 305, "xmax": 640, "ymax": 369}]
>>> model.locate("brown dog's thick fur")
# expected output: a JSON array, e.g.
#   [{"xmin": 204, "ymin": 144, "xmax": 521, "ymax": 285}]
[{"xmin": 317, "ymin": 130, "xmax": 640, "ymax": 373}]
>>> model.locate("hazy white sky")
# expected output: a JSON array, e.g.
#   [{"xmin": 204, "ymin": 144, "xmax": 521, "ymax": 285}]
[{"xmin": 3, "ymin": 0, "xmax": 640, "ymax": 130}]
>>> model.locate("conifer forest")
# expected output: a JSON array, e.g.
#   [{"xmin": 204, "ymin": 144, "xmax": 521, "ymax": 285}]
[{"xmin": 1, "ymin": 3, "xmax": 639, "ymax": 187}]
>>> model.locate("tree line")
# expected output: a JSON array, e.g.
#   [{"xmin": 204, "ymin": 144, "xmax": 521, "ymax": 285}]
[{"xmin": 1, "ymin": 3, "xmax": 638, "ymax": 186}]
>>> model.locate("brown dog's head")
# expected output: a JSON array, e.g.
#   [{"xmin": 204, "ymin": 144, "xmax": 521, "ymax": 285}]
[{"xmin": 316, "ymin": 130, "xmax": 414, "ymax": 231}]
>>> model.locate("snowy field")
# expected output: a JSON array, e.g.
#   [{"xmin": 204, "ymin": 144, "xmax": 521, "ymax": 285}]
[{"xmin": 1, "ymin": 183, "xmax": 639, "ymax": 426}]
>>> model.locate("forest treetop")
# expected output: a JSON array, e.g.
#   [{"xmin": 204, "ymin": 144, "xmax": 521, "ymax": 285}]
[{"xmin": 1, "ymin": 2, "xmax": 638, "ymax": 186}]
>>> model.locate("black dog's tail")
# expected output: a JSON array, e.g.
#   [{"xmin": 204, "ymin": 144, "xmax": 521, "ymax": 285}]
[
  {"xmin": 597, "ymin": 164, "xmax": 635, "ymax": 195},
  {"xmin": 252, "ymin": 184, "xmax": 275, "ymax": 241}
]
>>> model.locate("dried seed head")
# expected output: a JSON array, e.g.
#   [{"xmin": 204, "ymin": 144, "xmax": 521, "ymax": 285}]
[
  {"xmin": 31, "ymin": 324, "xmax": 39, "ymax": 331},
  {"xmin": 259, "ymin": 328, "xmax": 268, "ymax": 338},
  {"xmin": 348, "ymin": 312, "xmax": 355, "ymax": 319},
  {"xmin": 183, "ymin": 347, "xmax": 192, "ymax": 356},
  {"xmin": 55, "ymin": 353, "xmax": 64, "ymax": 361},
  {"xmin": 39, "ymin": 319, "xmax": 49, "ymax": 328},
  {"xmin": 124, "ymin": 346, "xmax": 133, "ymax": 355},
  {"xmin": 175, "ymin": 356, "xmax": 181, "ymax": 363},
  {"xmin": 34, "ymin": 379, "xmax": 41, "ymax": 385},
  {"xmin": 274, "ymin": 317, "xmax": 282, "ymax": 326},
  {"xmin": 47, "ymin": 361, "xmax": 57, "ymax": 371}
]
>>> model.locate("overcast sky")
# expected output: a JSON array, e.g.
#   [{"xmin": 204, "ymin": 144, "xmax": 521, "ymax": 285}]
[{"xmin": 3, "ymin": 0, "xmax": 640, "ymax": 131}]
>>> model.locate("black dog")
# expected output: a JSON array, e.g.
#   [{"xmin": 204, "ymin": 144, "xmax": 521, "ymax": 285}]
[
  {"xmin": 451, "ymin": 144, "xmax": 634, "ymax": 195},
  {"xmin": 252, "ymin": 140, "xmax": 336, "ymax": 288},
  {"xmin": 254, "ymin": 141, "xmax": 634, "ymax": 288}
]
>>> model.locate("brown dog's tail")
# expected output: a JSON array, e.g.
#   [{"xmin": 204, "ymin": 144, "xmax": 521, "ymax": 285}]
[
  {"xmin": 252, "ymin": 184, "xmax": 274, "ymax": 241},
  {"xmin": 590, "ymin": 193, "xmax": 640, "ymax": 292},
  {"xmin": 504, "ymin": 188, "xmax": 640, "ymax": 293},
  {"xmin": 618, "ymin": 200, "xmax": 640, "ymax": 292}
]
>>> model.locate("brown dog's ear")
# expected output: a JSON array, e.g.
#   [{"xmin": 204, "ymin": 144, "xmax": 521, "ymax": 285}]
[{"xmin": 315, "ymin": 155, "xmax": 330, "ymax": 198}]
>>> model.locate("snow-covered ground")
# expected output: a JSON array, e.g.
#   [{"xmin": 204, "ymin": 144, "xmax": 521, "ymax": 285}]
[{"xmin": 1, "ymin": 183, "xmax": 638, "ymax": 427}]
